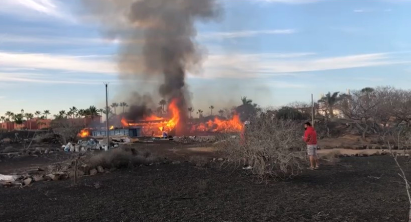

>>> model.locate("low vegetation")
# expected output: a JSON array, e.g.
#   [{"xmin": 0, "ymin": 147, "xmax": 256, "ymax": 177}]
[{"xmin": 217, "ymin": 113, "xmax": 306, "ymax": 179}]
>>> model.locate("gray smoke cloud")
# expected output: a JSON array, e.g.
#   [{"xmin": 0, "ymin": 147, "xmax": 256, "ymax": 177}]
[{"xmin": 80, "ymin": 0, "xmax": 221, "ymax": 134}]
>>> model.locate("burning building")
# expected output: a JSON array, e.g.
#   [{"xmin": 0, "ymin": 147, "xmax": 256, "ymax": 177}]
[{"xmin": 78, "ymin": 0, "xmax": 243, "ymax": 138}]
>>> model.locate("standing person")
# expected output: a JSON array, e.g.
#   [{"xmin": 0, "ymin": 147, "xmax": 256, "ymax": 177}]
[{"xmin": 303, "ymin": 122, "xmax": 319, "ymax": 170}]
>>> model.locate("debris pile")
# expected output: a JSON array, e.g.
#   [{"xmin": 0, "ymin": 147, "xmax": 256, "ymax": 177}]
[
  {"xmin": 173, "ymin": 136, "xmax": 217, "ymax": 143},
  {"xmin": 62, "ymin": 137, "xmax": 132, "ymax": 153},
  {"xmin": 0, "ymin": 159, "xmax": 110, "ymax": 188}
]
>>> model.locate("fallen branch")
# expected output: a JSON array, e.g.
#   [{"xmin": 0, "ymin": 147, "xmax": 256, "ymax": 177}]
[
  {"xmin": 387, "ymin": 138, "xmax": 411, "ymax": 222},
  {"xmin": 394, "ymin": 156, "xmax": 411, "ymax": 222},
  {"xmin": 26, "ymin": 131, "xmax": 37, "ymax": 150}
]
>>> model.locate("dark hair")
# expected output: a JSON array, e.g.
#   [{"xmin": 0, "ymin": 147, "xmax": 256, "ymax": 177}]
[{"xmin": 304, "ymin": 122, "xmax": 311, "ymax": 126}]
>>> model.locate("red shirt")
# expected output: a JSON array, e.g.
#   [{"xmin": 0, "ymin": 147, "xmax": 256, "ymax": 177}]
[{"xmin": 304, "ymin": 126, "xmax": 317, "ymax": 145}]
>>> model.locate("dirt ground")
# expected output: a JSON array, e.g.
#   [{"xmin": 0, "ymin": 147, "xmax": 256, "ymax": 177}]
[{"xmin": 0, "ymin": 155, "xmax": 410, "ymax": 222}]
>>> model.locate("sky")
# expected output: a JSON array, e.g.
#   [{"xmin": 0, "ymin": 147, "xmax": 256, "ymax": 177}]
[{"xmin": 1, "ymin": 0, "xmax": 411, "ymax": 117}]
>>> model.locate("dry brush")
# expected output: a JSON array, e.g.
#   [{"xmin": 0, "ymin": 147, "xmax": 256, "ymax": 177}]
[{"xmin": 216, "ymin": 113, "xmax": 306, "ymax": 179}]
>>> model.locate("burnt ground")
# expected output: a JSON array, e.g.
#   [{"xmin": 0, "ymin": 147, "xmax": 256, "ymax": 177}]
[
  {"xmin": 0, "ymin": 155, "xmax": 410, "ymax": 222},
  {"xmin": 0, "ymin": 141, "xmax": 216, "ymax": 175}
]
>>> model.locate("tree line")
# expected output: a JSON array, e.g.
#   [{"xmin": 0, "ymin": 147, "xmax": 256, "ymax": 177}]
[{"xmin": 275, "ymin": 86, "xmax": 411, "ymax": 140}]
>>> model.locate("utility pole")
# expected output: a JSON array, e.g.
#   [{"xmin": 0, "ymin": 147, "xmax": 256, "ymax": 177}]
[
  {"xmin": 105, "ymin": 83, "xmax": 110, "ymax": 151},
  {"xmin": 311, "ymin": 94, "xmax": 315, "ymax": 127}
]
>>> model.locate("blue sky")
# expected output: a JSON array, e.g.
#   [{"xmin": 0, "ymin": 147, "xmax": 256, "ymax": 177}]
[{"xmin": 1, "ymin": 0, "xmax": 411, "ymax": 117}]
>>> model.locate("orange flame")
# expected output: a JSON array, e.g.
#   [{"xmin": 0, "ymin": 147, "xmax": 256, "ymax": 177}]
[
  {"xmin": 120, "ymin": 99, "xmax": 180, "ymax": 136},
  {"xmin": 191, "ymin": 114, "xmax": 243, "ymax": 133},
  {"xmin": 144, "ymin": 115, "xmax": 164, "ymax": 121},
  {"xmin": 78, "ymin": 129, "xmax": 90, "ymax": 138},
  {"xmin": 165, "ymin": 99, "xmax": 179, "ymax": 130},
  {"xmin": 121, "ymin": 118, "xmax": 129, "ymax": 127},
  {"xmin": 119, "ymin": 100, "xmax": 243, "ymax": 136}
]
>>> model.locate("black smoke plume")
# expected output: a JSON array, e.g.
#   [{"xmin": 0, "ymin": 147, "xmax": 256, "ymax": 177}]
[{"xmin": 80, "ymin": 0, "xmax": 221, "ymax": 134}]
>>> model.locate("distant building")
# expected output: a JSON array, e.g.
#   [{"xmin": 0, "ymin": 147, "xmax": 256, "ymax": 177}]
[
  {"xmin": 0, "ymin": 122, "xmax": 15, "ymax": 131},
  {"xmin": 0, "ymin": 116, "xmax": 100, "ymax": 131}
]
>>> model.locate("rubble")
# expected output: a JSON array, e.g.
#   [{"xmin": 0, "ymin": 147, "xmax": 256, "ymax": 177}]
[
  {"xmin": 23, "ymin": 178, "xmax": 33, "ymax": 186},
  {"xmin": 97, "ymin": 166, "xmax": 105, "ymax": 173},
  {"xmin": 60, "ymin": 138, "xmax": 124, "ymax": 153},
  {"xmin": 0, "ymin": 174, "xmax": 20, "ymax": 182},
  {"xmin": 90, "ymin": 169, "xmax": 98, "ymax": 176},
  {"xmin": 46, "ymin": 173, "xmax": 66, "ymax": 181},
  {"xmin": 173, "ymin": 136, "xmax": 217, "ymax": 143},
  {"xmin": 32, "ymin": 175, "xmax": 45, "ymax": 182}
]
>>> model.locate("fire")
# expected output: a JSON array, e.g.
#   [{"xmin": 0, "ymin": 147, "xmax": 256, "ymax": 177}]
[
  {"xmin": 120, "ymin": 99, "xmax": 180, "ymax": 136},
  {"xmin": 78, "ymin": 129, "xmax": 90, "ymax": 138},
  {"xmin": 165, "ymin": 99, "xmax": 179, "ymax": 130},
  {"xmin": 144, "ymin": 115, "xmax": 164, "ymax": 121},
  {"xmin": 118, "ymin": 99, "xmax": 243, "ymax": 136},
  {"xmin": 121, "ymin": 118, "xmax": 129, "ymax": 127},
  {"xmin": 191, "ymin": 114, "xmax": 243, "ymax": 133}
]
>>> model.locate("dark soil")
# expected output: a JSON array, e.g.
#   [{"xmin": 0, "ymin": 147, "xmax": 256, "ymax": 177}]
[{"xmin": 0, "ymin": 156, "xmax": 410, "ymax": 222}]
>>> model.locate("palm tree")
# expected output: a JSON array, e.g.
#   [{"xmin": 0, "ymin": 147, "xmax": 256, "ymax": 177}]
[
  {"xmin": 24, "ymin": 113, "xmax": 34, "ymax": 129},
  {"xmin": 241, "ymin": 96, "xmax": 253, "ymax": 105},
  {"xmin": 218, "ymin": 109, "xmax": 224, "ymax": 117},
  {"xmin": 0, "ymin": 116, "xmax": 5, "ymax": 123},
  {"xmin": 21, "ymin": 109, "xmax": 24, "ymax": 115},
  {"xmin": 78, "ymin": 109, "xmax": 85, "ymax": 118},
  {"xmin": 159, "ymin": 99, "xmax": 167, "ymax": 113},
  {"xmin": 102, "ymin": 107, "xmax": 112, "ymax": 115},
  {"xmin": 236, "ymin": 97, "xmax": 259, "ymax": 120},
  {"xmin": 43, "ymin": 110, "xmax": 50, "ymax": 119},
  {"xmin": 197, "ymin": 109, "xmax": 204, "ymax": 118},
  {"xmin": 120, "ymin": 102, "xmax": 128, "ymax": 114},
  {"xmin": 13, "ymin": 113, "xmax": 24, "ymax": 125},
  {"xmin": 35, "ymin": 111, "xmax": 41, "ymax": 118},
  {"xmin": 188, "ymin": 107, "xmax": 194, "ymax": 119},
  {"xmin": 111, "ymin": 103, "xmax": 119, "ymax": 115},
  {"xmin": 88, "ymin": 106, "xmax": 99, "ymax": 120},
  {"xmin": 98, "ymin": 108, "xmax": 104, "ymax": 117},
  {"xmin": 5, "ymin": 111, "xmax": 13, "ymax": 121},
  {"xmin": 59, "ymin": 110, "xmax": 66, "ymax": 118},
  {"xmin": 209, "ymin": 105, "xmax": 214, "ymax": 116},
  {"xmin": 69, "ymin": 106, "xmax": 78, "ymax": 118},
  {"xmin": 318, "ymin": 92, "xmax": 343, "ymax": 118}
]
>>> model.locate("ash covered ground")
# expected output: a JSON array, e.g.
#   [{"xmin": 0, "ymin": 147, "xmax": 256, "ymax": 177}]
[{"xmin": 0, "ymin": 138, "xmax": 411, "ymax": 222}]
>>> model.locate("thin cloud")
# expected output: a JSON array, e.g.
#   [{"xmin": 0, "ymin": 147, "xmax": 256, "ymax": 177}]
[
  {"xmin": 0, "ymin": 0, "xmax": 73, "ymax": 21},
  {"xmin": 202, "ymin": 52, "xmax": 411, "ymax": 78},
  {"xmin": 0, "ymin": 34, "xmax": 113, "ymax": 46},
  {"xmin": 199, "ymin": 29, "xmax": 296, "ymax": 39},
  {"xmin": 0, "ymin": 51, "xmax": 116, "ymax": 75},
  {"xmin": 1, "ymin": 51, "xmax": 408, "ymax": 81},
  {"xmin": 0, "ymin": 30, "xmax": 295, "ymax": 45}
]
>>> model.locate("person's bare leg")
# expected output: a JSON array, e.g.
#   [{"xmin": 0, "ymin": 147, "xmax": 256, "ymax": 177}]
[
  {"xmin": 315, "ymin": 156, "xmax": 320, "ymax": 169},
  {"xmin": 309, "ymin": 156, "xmax": 315, "ymax": 169}
]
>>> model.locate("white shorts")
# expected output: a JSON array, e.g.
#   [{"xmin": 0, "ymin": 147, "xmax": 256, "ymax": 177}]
[{"xmin": 307, "ymin": 145, "xmax": 318, "ymax": 156}]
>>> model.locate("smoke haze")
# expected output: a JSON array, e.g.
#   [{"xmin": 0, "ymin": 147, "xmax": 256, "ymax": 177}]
[{"xmin": 80, "ymin": 0, "xmax": 221, "ymax": 133}]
